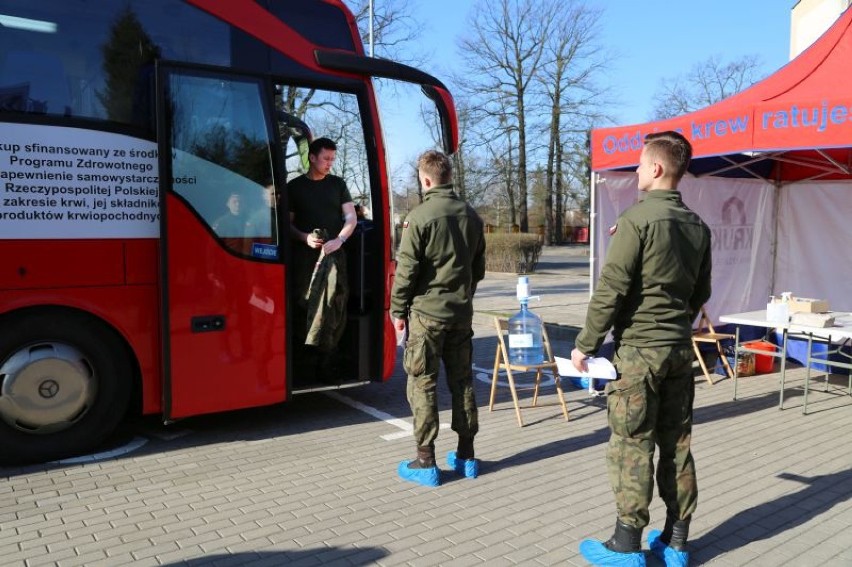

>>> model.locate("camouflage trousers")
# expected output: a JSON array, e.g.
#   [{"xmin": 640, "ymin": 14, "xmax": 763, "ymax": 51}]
[
  {"xmin": 403, "ymin": 313, "xmax": 478, "ymax": 449},
  {"xmin": 605, "ymin": 343, "xmax": 698, "ymax": 529}
]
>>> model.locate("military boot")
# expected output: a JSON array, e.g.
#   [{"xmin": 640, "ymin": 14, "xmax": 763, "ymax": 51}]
[
  {"xmin": 397, "ymin": 445, "xmax": 440, "ymax": 487},
  {"xmin": 579, "ymin": 519, "xmax": 645, "ymax": 566},
  {"xmin": 648, "ymin": 514, "xmax": 690, "ymax": 567},
  {"xmin": 447, "ymin": 435, "xmax": 478, "ymax": 478}
]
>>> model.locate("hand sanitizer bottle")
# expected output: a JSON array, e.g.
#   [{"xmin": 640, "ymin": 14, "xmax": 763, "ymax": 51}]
[{"xmin": 508, "ymin": 276, "xmax": 544, "ymax": 365}]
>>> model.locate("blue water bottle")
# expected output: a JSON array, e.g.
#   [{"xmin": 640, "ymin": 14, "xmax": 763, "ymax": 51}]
[{"xmin": 508, "ymin": 276, "xmax": 544, "ymax": 365}]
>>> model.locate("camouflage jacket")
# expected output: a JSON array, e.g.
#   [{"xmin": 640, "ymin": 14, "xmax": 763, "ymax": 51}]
[
  {"xmin": 575, "ymin": 189, "xmax": 712, "ymax": 355},
  {"xmin": 390, "ymin": 184, "xmax": 486, "ymax": 324}
]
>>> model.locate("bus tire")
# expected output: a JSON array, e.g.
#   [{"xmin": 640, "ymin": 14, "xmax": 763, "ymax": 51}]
[{"xmin": 0, "ymin": 308, "xmax": 132, "ymax": 466}]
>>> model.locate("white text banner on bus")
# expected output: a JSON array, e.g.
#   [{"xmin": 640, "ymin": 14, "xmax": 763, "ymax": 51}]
[{"xmin": 1, "ymin": 123, "xmax": 160, "ymax": 239}]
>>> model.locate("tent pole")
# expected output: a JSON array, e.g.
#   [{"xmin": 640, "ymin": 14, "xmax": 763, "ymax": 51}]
[
  {"xmin": 589, "ymin": 172, "xmax": 597, "ymax": 298},
  {"xmin": 769, "ymin": 179, "xmax": 782, "ymax": 297}
]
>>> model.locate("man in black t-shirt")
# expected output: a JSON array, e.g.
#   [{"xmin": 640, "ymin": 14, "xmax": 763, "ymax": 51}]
[{"xmin": 287, "ymin": 138, "xmax": 356, "ymax": 380}]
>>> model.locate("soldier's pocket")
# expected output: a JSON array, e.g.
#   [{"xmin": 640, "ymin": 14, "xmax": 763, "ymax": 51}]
[
  {"xmin": 607, "ymin": 380, "xmax": 647, "ymax": 437},
  {"xmin": 403, "ymin": 335, "xmax": 427, "ymax": 376}
]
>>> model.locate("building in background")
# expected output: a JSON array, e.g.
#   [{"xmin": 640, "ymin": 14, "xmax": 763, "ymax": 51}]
[{"xmin": 790, "ymin": 0, "xmax": 852, "ymax": 57}]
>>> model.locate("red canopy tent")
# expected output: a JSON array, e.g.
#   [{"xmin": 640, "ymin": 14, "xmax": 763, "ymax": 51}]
[
  {"xmin": 589, "ymin": 7, "xmax": 852, "ymax": 319},
  {"xmin": 592, "ymin": 6, "xmax": 852, "ymax": 181}
]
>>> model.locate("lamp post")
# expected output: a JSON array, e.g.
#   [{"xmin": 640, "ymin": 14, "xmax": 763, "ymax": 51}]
[{"xmin": 368, "ymin": 0, "xmax": 374, "ymax": 57}]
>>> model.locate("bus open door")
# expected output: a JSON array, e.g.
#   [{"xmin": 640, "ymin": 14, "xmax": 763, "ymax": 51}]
[{"xmin": 157, "ymin": 66, "xmax": 288, "ymax": 420}]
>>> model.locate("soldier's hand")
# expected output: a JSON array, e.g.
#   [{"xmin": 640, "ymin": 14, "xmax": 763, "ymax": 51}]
[
  {"xmin": 323, "ymin": 237, "xmax": 343, "ymax": 255},
  {"xmin": 393, "ymin": 318, "xmax": 407, "ymax": 332},
  {"xmin": 306, "ymin": 232, "xmax": 324, "ymax": 249},
  {"xmin": 393, "ymin": 317, "xmax": 408, "ymax": 346},
  {"xmin": 571, "ymin": 348, "xmax": 589, "ymax": 373}
]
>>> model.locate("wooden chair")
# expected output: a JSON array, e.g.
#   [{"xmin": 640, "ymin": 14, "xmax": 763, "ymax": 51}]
[
  {"xmin": 490, "ymin": 317, "xmax": 569, "ymax": 427},
  {"xmin": 692, "ymin": 306, "xmax": 735, "ymax": 385}
]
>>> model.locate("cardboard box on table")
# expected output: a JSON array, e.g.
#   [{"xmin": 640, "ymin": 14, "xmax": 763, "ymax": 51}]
[
  {"xmin": 766, "ymin": 295, "xmax": 829, "ymax": 324},
  {"xmin": 788, "ymin": 297, "xmax": 829, "ymax": 314},
  {"xmin": 773, "ymin": 296, "xmax": 839, "ymax": 372}
]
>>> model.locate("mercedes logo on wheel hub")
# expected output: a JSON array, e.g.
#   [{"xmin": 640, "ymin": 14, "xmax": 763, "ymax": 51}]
[{"xmin": 39, "ymin": 379, "xmax": 60, "ymax": 399}]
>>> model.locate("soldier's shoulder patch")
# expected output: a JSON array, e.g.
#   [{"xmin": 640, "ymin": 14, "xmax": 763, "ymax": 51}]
[
  {"xmin": 609, "ymin": 224, "xmax": 618, "ymax": 235},
  {"xmin": 403, "ymin": 220, "xmax": 410, "ymax": 229}
]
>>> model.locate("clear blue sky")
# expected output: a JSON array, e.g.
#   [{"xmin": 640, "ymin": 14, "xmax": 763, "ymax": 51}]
[
  {"xmin": 414, "ymin": 0, "xmax": 793, "ymax": 125},
  {"xmin": 373, "ymin": 0, "xmax": 796, "ymax": 183}
]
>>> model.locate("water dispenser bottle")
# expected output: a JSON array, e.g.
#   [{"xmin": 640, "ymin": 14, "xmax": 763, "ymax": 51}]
[{"xmin": 508, "ymin": 276, "xmax": 544, "ymax": 365}]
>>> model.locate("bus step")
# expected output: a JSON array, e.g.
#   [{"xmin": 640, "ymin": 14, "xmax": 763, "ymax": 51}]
[{"xmin": 291, "ymin": 380, "xmax": 371, "ymax": 395}]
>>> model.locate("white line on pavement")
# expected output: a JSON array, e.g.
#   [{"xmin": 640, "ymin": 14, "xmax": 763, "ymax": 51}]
[
  {"xmin": 381, "ymin": 430, "xmax": 416, "ymax": 441},
  {"xmin": 324, "ymin": 391, "xmax": 449, "ymax": 441}
]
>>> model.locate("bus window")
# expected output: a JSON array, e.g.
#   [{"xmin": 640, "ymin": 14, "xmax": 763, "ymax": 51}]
[
  {"xmin": 168, "ymin": 73, "xmax": 277, "ymax": 257},
  {"xmin": 0, "ymin": 51, "xmax": 71, "ymax": 115},
  {"xmin": 277, "ymin": 86, "xmax": 371, "ymax": 211},
  {"xmin": 0, "ymin": 0, "xmax": 233, "ymax": 129}
]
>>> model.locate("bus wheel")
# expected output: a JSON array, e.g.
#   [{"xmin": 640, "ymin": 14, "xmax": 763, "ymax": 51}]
[{"xmin": 0, "ymin": 310, "xmax": 132, "ymax": 465}]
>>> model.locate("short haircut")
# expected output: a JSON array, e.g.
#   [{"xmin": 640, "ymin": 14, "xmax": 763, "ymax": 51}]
[
  {"xmin": 644, "ymin": 131, "xmax": 692, "ymax": 180},
  {"xmin": 309, "ymin": 137, "xmax": 337, "ymax": 156},
  {"xmin": 417, "ymin": 150, "xmax": 452, "ymax": 185}
]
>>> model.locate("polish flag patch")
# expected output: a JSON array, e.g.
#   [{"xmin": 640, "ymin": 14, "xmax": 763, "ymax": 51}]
[{"xmin": 609, "ymin": 224, "xmax": 618, "ymax": 235}]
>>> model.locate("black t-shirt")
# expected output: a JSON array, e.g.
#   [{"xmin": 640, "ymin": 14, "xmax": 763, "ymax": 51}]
[
  {"xmin": 287, "ymin": 174, "xmax": 353, "ymax": 237},
  {"xmin": 212, "ymin": 212, "xmax": 248, "ymax": 237}
]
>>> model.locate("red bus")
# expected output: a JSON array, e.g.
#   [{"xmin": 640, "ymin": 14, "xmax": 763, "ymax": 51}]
[{"xmin": 0, "ymin": 0, "xmax": 458, "ymax": 464}]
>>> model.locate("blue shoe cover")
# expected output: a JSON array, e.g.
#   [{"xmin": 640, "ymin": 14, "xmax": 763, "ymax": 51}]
[
  {"xmin": 648, "ymin": 529, "xmax": 689, "ymax": 567},
  {"xmin": 579, "ymin": 538, "xmax": 646, "ymax": 567},
  {"xmin": 447, "ymin": 451, "xmax": 479, "ymax": 478},
  {"xmin": 397, "ymin": 460, "xmax": 440, "ymax": 487}
]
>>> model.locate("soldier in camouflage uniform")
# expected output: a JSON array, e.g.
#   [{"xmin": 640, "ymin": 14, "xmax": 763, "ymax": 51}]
[
  {"xmin": 571, "ymin": 131, "xmax": 711, "ymax": 567},
  {"xmin": 391, "ymin": 150, "xmax": 486, "ymax": 487}
]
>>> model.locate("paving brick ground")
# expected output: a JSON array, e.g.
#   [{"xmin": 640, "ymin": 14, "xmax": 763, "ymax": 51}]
[{"xmin": 2, "ymin": 246, "xmax": 851, "ymax": 566}]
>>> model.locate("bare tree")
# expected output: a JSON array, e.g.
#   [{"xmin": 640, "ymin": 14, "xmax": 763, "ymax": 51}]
[
  {"xmin": 651, "ymin": 54, "xmax": 765, "ymax": 120},
  {"xmin": 458, "ymin": 0, "xmax": 551, "ymax": 233},
  {"xmin": 452, "ymin": 103, "xmax": 472, "ymax": 202},
  {"xmin": 489, "ymin": 121, "xmax": 518, "ymax": 228},
  {"xmin": 561, "ymin": 135, "xmax": 592, "ymax": 224},
  {"xmin": 538, "ymin": 1, "xmax": 607, "ymax": 244},
  {"xmin": 419, "ymin": 99, "xmax": 492, "ymax": 206},
  {"xmin": 344, "ymin": 0, "xmax": 422, "ymax": 61}
]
